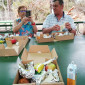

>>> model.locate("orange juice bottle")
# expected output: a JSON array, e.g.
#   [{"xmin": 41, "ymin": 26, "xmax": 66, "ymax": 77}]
[
  {"xmin": 67, "ymin": 61, "xmax": 77, "ymax": 85},
  {"xmin": 36, "ymin": 32, "xmax": 40, "ymax": 39},
  {"xmin": 37, "ymin": 36, "xmax": 40, "ymax": 39}
]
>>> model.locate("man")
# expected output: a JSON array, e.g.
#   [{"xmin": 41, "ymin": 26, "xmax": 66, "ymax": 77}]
[{"xmin": 43, "ymin": 0, "xmax": 76, "ymax": 35}]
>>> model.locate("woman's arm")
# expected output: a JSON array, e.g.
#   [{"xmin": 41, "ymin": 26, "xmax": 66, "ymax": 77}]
[
  {"xmin": 13, "ymin": 20, "xmax": 24, "ymax": 33},
  {"xmin": 13, "ymin": 17, "xmax": 28, "ymax": 33},
  {"xmin": 32, "ymin": 22, "xmax": 38, "ymax": 34},
  {"xmin": 28, "ymin": 16, "xmax": 38, "ymax": 34}
]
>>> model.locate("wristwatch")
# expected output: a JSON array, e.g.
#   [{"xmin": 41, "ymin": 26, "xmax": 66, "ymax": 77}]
[{"xmin": 68, "ymin": 28, "xmax": 72, "ymax": 32}]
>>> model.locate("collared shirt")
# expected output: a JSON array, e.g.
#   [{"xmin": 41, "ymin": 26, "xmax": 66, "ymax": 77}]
[{"xmin": 43, "ymin": 13, "xmax": 76, "ymax": 31}]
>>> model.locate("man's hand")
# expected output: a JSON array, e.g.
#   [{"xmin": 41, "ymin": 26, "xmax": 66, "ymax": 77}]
[
  {"xmin": 52, "ymin": 25, "xmax": 60, "ymax": 31},
  {"xmin": 65, "ymin": 22, "xmax": 72, "ymax": 30}
]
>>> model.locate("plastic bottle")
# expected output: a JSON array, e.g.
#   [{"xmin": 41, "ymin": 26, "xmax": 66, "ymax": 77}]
[
  {"xmin": 36, "ymin": 32, "xmax": 40, "ymax": 39},
  {"xmin": 67, "ymin": 61, "xmax": 77, "ymax": 85}
]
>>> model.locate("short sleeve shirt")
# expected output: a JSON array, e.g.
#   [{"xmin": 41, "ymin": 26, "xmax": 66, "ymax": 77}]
[
  {"xmin": 13, "ymin": 18, "xmax": 34, "ymax": 38},
  {"xmin": 43, "ymin": 13, "xmax": 76, "ymax": 31}
]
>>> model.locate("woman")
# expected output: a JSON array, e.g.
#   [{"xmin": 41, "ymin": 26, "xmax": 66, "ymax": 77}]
[{"xmin": 13, "ymin": 6, "xmax": 38, "ymax": 38}]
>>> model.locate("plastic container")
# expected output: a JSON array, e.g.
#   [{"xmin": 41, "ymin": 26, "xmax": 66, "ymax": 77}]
[
  {"xmin": 36, "ymin": 32, "xmax": 40, "ymax": 39},
  {"xmin": 67, "ymin": 61, "xmax": 77, "ymax": 85}
]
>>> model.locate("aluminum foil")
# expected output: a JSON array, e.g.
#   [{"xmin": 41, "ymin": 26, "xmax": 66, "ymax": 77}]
[{"xmin": 19, "ymin": 61, "xmax": 35, "ymax": 79}]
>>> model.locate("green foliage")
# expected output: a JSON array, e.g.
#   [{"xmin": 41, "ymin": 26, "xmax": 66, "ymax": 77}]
[{"xmin": 4, "ymin": 0, "xmax": 7, "ymax": 6}]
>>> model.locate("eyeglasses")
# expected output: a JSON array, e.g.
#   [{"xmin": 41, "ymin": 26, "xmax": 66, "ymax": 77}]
[{"xmin": 19, "ymin": 10, "xmax": 27, "ymax": 12}]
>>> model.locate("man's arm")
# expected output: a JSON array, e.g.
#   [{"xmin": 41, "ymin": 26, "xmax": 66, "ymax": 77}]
[
  {"xmin": 43, "ymin": 27, "xmax": 53, "ymax": 34},
  {"xmin": 66, "ymin": 15, "xmax": 77, "ymax": 35},
  {"xmin": 43, "ymin": 25, "xmax": 60, "ymax": 34},
  {"xmin": 65, "ymin": 22, "xmax": 76, "ymax": 35},
  {"xmin": 68, "ymin": 28, "xmax": 76, "ymax": 35}
]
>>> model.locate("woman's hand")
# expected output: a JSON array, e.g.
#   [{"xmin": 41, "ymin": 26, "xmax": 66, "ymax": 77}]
[
  {"xmin": 22, "ymin": 17, "xmax": 29, "ymax": 23},
  {"xmin": 27, "ymin": 16, "xmax": 34, "ymax": 24}
]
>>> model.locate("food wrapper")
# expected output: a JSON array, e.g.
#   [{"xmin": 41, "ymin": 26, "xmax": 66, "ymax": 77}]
[
  {"xmin": 62, "ymin": 28, "xmax": 68, "ymax": 32},
  {"xmin": 19, "ymin": 63, "xmax": 35, "ymax": 79},
  {"xmin": 36, "ymin": 71, "xmax": 47, "ymax": 85},
  {"xmin": 52, "ymin": 69, "xmax": 59, "ymax": 82},
  {"xmin": 35, "ymin": 69, "xmax": 59, "ymax": 84},
  {"xmin": 43, "ymin": 73, "xmax": 54, "ymax": 83},
  {"xmin": 58, "ymin": 33, "xmax": 64, "ymax": 36},
  {"xmin": 16, "ymin": 42, "xmax": 19, "ymax": 46},
  {"xmin": 64, "ymin": 31, "xmax": 69, "ymax": 35},
  {"xmin": 43, "ymin": 34, "xmax": 52, "ymax": 38},
  {"xmin": 17, "ymin": 57, "xmax": 24, "ymax": 68},
  {"xmin": 60, "ymin": 23, "xmax": 65, "ymax": 31},
  {"xmin": 43, "ymin": 69, "xmax": 59, "ymax": 83},
  {"xmin": 17, "ymin": 57, "xmax": 35, "ymax": 79}
]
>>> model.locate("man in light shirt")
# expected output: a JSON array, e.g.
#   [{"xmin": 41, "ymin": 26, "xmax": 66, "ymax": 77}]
[{"xmin": 43, "ymin": 0, "xmax": 76, "ymax": 35}]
